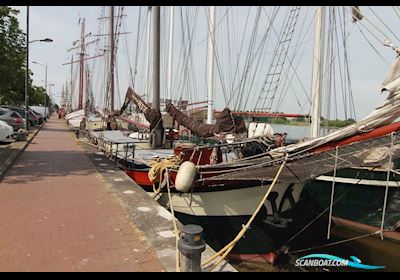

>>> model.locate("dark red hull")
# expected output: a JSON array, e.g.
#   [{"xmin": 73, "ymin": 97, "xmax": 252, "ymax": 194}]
[{"xmin": 125, "ymin": 167, "xmax": 260, "ymax": 191}]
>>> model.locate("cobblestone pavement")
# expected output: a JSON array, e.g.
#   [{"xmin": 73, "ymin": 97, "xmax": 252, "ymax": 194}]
[{"xmin": 0, "ymin": 117, "xmax": 163, "ymax": 272}]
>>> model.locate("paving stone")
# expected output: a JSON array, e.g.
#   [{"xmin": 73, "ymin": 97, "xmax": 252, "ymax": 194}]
[{"xmin": 0, "ymin": 117, "xmax": 163, "ymax": 272}]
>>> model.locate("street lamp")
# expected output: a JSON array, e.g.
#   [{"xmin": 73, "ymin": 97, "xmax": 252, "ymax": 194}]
[
  {"xmin": 29, "ymin": 38, "xmax": 53, "ymax": 43},
  {"xmin": 32, "ymin": 61, "xmax": 48, "ymax": 119},
  {"xmin": 25, "ymin": 6, "xmax": 53, "ymax": 130}
]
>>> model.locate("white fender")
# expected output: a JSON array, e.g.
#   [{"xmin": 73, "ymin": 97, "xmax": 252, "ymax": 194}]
[
  {"xmin": 175, "ymin": 161, "xmax": 197, "ymax": 192},
  {"xmin": 225, "ymin": 133, "xmax": 235, "ymax": 144},
  {"xmin": 129, "ymin": 132, "xmax": 140, "ymax": 139},
  {"xmin": 248, "ymin": 122, "xmax": 274, "ymax": 139}
]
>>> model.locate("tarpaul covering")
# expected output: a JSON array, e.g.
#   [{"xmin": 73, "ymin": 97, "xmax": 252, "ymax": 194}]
[{"xmin": 166, "ymin": 103, "xmax": 247, "ymax": 138}]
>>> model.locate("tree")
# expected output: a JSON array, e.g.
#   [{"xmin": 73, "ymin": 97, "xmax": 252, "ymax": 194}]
[
  {"xmin": 30, "ymin": 85, "xmax": 49, "ymax": 106},
  {"xmin": 346, "ymin": 118, "xmax": 356, "ymax": 125},
  {"xmin": 0, "ymin": 6, "xmax": 33, "ymax": 106}
]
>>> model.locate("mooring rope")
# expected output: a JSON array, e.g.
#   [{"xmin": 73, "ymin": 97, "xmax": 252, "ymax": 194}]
[
  {"xmin": 165, "ymin": 169, "xmax": 182, "ymax": 272},
  {"xmin": 327, "ymin": 146, "xmax": 339, "ymax": 239},
  {"xmin": 283, "ymin": 182, "xmax": 364, "ymax": 248},
  {"xmin": 201, "ymin": 155, "xmax": 288, "ymax": 272},
  {"xmin": 288, "ymin": 230, "xmax": 384, "ymax": 254},
  {"xmin": 380, "ymin": 132, "xmax": 395, "ymax": 239}
]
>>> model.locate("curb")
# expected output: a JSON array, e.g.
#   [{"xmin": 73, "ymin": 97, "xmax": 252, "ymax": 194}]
[
  {"xmin": 0, "ymin": 122, "xmax": 45, "ymax": 181},
  {"xmin": 77, "ymin": 137, "xmax": 237, "ymax": 272}
]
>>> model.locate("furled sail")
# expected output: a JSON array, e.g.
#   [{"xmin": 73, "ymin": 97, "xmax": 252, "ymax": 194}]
[
  {"xmin": 381, "ymin": 54, "xmax": 400, "ymax": 95},
  {"xmin": 166, "ymin": 103, "xmax": 247, "ymax": 138},
  {"xmin": 118, "ymin": 87, "xmax": 162, "ymax": 130}
]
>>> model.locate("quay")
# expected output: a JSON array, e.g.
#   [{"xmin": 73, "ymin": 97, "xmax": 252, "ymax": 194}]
[{"xmin": 0, "ymin": 117, "xmax": 235, "ymax": 272}]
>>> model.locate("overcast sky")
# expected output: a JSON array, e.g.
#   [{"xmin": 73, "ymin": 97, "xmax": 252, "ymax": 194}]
[{"xmin": 11, "ymin": 6, "xmax": 400, "ymax": 120}]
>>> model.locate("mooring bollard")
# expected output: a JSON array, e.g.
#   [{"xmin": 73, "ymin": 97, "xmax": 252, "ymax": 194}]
[
  {"xmin": 178, "ymin": 224, "xmax": 206, "ymax": 272},
  {"xmin": 16, "ymin": 129, "xmax": 28, "ymax": 141}
]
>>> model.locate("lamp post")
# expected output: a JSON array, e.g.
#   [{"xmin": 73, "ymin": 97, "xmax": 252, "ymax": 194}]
[
  {"xmin": 32, "ymin": 61, "xmax": 48, "ymax": 119},
  {"xmin": 25, "ymin": 5, "xmax": 53, "ymax": 130},
  {"xmin": 25, "ymin": 6, "xmax": 29, "ymax": 130},
  {"xmin": 48, "ymin": 83, "xmax": 55, "ymax": 115}
]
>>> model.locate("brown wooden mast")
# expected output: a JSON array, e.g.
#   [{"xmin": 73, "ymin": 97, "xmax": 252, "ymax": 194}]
[
  {"xmin": 78, "ymin": 18, "xmax": 85, "ymax": 110},
  {"xmin": 110, "ymin": 6, "xmax": 115, "ymax": 113}
]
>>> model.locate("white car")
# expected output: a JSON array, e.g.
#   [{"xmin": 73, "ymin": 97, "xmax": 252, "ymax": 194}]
[
  {"xmin": 30, "ymin": 105, "xmax": 49, "ymax": 118},
  {"xmin": 0, "ymin": 120, "xmax": 14, "ymax": 142}
]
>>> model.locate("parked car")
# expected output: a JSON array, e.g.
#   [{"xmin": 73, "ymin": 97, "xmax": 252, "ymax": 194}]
[
  {"xmin": 0, "ymin": 108, "xmax": 26, "ymax": 131},
  {"xmin": 1, "ymin": 106, "xmax": 39, "ymax": 127},
  {"xmin": 29, "ymin": 109, "xmax": 44, "ymax": 125},
  {"xmin": 0, "ymin": 120, "xmax": 14, "ymax": 142},
  {"xmin": 30, "ymin": 106, "xmax": 49, "ymax": 120},
  {"xmin": 27, "ymin": 109, "xmax": 40, "ymax": 126}
]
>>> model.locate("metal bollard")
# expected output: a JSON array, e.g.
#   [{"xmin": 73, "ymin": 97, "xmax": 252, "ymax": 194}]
[
  {"xmin": 178, "ymin": 224, "xmax": 206, "ymax": 272},
  {"xmin": 75, "ymin": 129, "xmax": 79, "ymax": 139}
]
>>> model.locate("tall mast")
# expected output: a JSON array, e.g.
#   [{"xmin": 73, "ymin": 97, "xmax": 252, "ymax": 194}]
[
  {"xmin": 310, "ymin": 6, "xmax": 325, "ymax": 138},
  {"xmin": 25, "ymin": 6, "xmax": 29, "ymax": 130},
  {"xmin": 110, "ymin": 6, "xmax": 115, "ymax": 113},
  {"xmin": 167, "ymin": 6, "xmax": 174, "ymax": 101},
  {"xmin": 85, "ymin": 68, "xmax": 90, "ymax": 116},
  {"xmin": 78, "ymin": 18, "xmax": 85, "ymax": 110},
  {"xmin": 44, "ymin": 63, "xmax": 48, "ymax": 116},
  {"xmin": 65, "ymin": 55, "xmax": 72, "ymax": 112},
  {"xmin": 145, "ymin": 7, "xmax": 152, "ymax": 102},
  {"xmin": 64, "ymin": 79, "xmax": 68, "ymax": 108},
  {"xmin": 206, "ymin": 6, "xmax": 216, "ymax": 125},
  {"xmin": 69, "ymin": 55, "xmax": 73, "ymax": 112},
  {"xmin": 61, "ymin": 84, "xmax": 64, "ymax": 108},
  {"xmin": 151, "ymin": 6, "xmax": 162, "ymax": 149}
]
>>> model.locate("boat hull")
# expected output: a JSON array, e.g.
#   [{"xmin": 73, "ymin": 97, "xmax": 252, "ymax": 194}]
[
  {"xmin": 173, "ymin": 193, "xmax": 318, "ymax": 255},
  {"xmin": 68, "ymin": 117, "xmax": 83, "ymax": 128},
  {"xmin": 156, "ymin": 182, "xmax": 305, "ymax": 217},
  {"xmin": 327, "ymin": 217, "xmax": 400, "ymax": 272},
  {"xmin": 126, "ymin": 165, "xmax": 306, "ymax": 256},
  {"xmin": 302, "ymin": 169, "xmax": 400, "ymax": 271},
  {"xmin": 306, "ymin": 168, "xmax": 400, "ymax": 229}
]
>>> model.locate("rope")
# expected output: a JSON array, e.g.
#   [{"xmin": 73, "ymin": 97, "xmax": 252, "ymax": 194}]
[
  {"xmin": 255, "ymin": 6, "xmax": 301, "ymax": 112},
  {"xmin": 151, "ymin": 181, "xmax": 164, "ymax": 198},
  {"xmin": 148, "ymin": 156, "xmax": 181, "ymax": 183},
  {"xmin": 393, "ymin": 7, "xmax": 400, "ymax": 21},
  {"xmin": 347, "ymin": 6, "xmax": 387, "ymax": 41},
  {"xmin": 165, "ymin": 169, "xmax": 181, "ymax": 272},
  {"xmin": 345, "ymin": 6, "xmax": 390, "ymax": 47},
  {"xmin": 380, "ymin": 132, "xmax": 394, "ymax": 239},
  {"xmin": 367, "ymin": 7, "xmax": 400, "ymax": 43},
  {"xmin": 356, "ymin": 24, "xmax": 390, "ymax": 64},
  {"xmin": 229, "ymin": 7, "xmax": 251, "ymax": 108},
  {"xmin": 196, "ymin": 150, "xmax": 203, "ymax": 166},
  {"xmin": 201, "ymin": 155, "xmax": 288, "ymax": 272},
  {"xmin": 131, "ymin": 6, "xmax": 142, "ymax": 88},
  {"xmin": 327, "ymin": 146, "xmax": 339, "ymax": 239},
  {"xmin": 288, "ymin": 230, "xmax": 382, "ymax": 254},
  {"xmin": 282, "ymin": 180, "xmax": 363, "ymax": 247}
]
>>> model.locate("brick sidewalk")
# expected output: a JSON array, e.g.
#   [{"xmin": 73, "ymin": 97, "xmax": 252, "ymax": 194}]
[{"xmin": 0, "ymin": 118, "xmax": 164, "ymax": 272}]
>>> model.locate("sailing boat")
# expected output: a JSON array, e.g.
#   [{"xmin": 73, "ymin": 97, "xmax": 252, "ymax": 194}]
[
  {"xmin": 285, "ymin": 8, "xmax": 400, "ymax": 268},
  {"xmin": 112, "ymin": 6, "xmax": 303, "ymax": 221},
  {"xmin": 91, "ymin": 6, "xmax": 400, "ymax": 263},
  {"xmin": 64, "ymin": 17, "xmax": 101, "ymax": 130},
  {"xmin": 299, "ymin": 43, "xmax": 400, "ymax": 271}
]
